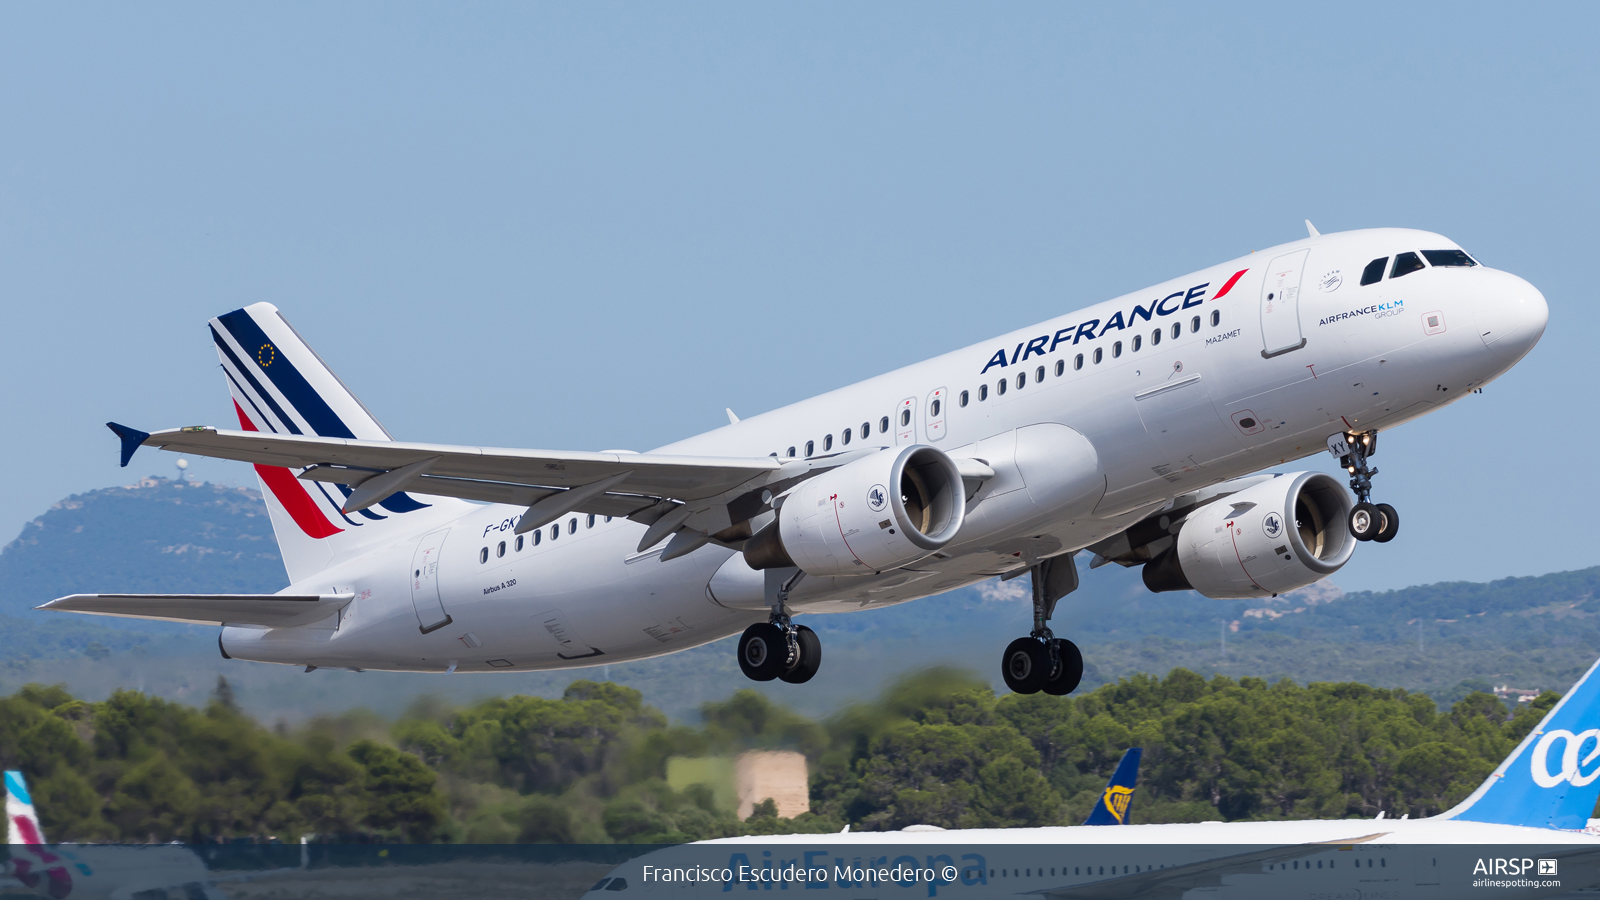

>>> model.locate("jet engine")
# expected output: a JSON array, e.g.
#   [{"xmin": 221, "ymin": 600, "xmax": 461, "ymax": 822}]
[
  {"xmin": 1142, "ymin": 472, "xmax": 1355, "ymax": 599},
  {"xmin": 744, "ymin": 445, "xmax": 966, "ymax": 577}
]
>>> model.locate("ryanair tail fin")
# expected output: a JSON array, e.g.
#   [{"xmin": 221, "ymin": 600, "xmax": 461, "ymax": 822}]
[
  {"xmin": 1082, "ymin": 748, "xmax": 1141, "ymax": 825},
  {"xmin": 1444, "ymin": 655, "xmax": 1600, "ymax": 830},
  {"xmin": 209, "ymin": 304, "xmax": 471, "ymax": 583}
]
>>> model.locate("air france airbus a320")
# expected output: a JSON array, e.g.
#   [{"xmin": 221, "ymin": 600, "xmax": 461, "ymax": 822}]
[{"xmin": 43, "ymin": 224, "xmax": 1547, "ymax": 693}]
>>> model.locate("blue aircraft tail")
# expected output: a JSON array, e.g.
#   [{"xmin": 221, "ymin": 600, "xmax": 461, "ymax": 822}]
[
  {"xmin": 1445, "ymin": 655, "xmax": 1600, "ymax": 830},
  {"xmin": 1083, "ymin": 748, "xmax": 1141, "ymax": 825}
]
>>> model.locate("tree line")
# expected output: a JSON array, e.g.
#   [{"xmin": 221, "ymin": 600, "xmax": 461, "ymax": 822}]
[{"xmin": 0, "ymin": 668, "xmax": 1557, "ymax": 843}]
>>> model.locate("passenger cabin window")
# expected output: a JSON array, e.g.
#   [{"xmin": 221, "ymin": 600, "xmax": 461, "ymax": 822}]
[
  {"xmin": 568, "ymin": 518, "xmax": 577, "ymax": 535},
  {"xmin": 534, "ymin": 530, "xmax": 542, "ymax": 546},
  {"xmin": 1151, "ymin": 327, "xmax": 1161, "ymax": 345},
  {"xmin": 1423, "ymin": 249, "xmax": 1477, "ymax": 267},
  {"xmin": 823, "ymin": 434, "xmax": 833, "ymax": 451},
  {"xmin": 1391, "ymin": 251, "xmax": 1425, "ymax": 279},
  {"xmin": 1054, "ymin": 360, "xmax": 1064, "ymax": 376},
  {"xmin": 786, "ymin": 446, "xmax": 796, "ymax": 457},
  {"xmin": 1190, "ymin": 315, "xmax": 1200, "ymax": 333},
  {"xmin": 861, "ymin": 421, "xmax": 870, "ymax": 438},
  {"xmin": 959, "ymin": 391, "xmax": 969, "ymax": 407},
  {"xmin": 805, "ymin": 440, "xmax": 815, "ymax": 456},
  {"xmin": 1034, "ymin": 365, "xmax": 1045, "ymax": 382},
  {"xmin": 1015, "ymin": 373, "xmax": 1025, "ymax": 389},
  {"xmin": 1131, "ymin": 335, "xmax": 1142, "ymax": 352},
  {"xmin": 1093, "ymin": 347, "xmax": 1104, "ymax": 364},
  {"xmin": 930, "ymin": 399, "xmax": 941, "ymax": 416},
  {"xmin": 1074, "ymin": 353, "xmax": 1084, "ymax": 370},
  {"xmin": 496, "ymin": 541, "xmax": 506, "ymax": 558},
  {"xmin": 1361, "ymin": 257, "xmax": 1389, "ymax": 285},
  {"xmin": 479, "ymin": 547, "xmax": 488, "ymax": 564},
  {"xmin": 1112, "ymin": 340, "xmax": 1122, "ymax": 358},
  {"xmin": 549, "ymin": 525, "xmax": 558, "ymax": 541},
  {"xmin": 587, "ymin": 514, "xmax": 596, "ymax": 528},
  {"xmin": 979, "ymin": 384, "xmax": 988, "ymax": 401},
  {"xmin": 1171, "ymin": 322, "xmax": 1181, "ymax": 339},
  {"xmin": 1210, "ymin": 310, "xmax": 1221, "ymax": 327},
  {"xmin": 997, "ymin": 377, "xmax": 1008, "ymax": 395},
  {"xmin": 515, "ymin": 535, "xmax": 524, "ymax": 551},
  {"xmin": 900, "ymin": 409, "xmax": 911, "ymax": 426},
  {"xmin": 880, "ymin": 416, "xmax": 889, "ymax": 433},
  {"xmin": 843, "ymin": 426, "xmax": 854, "ymax": 443}
]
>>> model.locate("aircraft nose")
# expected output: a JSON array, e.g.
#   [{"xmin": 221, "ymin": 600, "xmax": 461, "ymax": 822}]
[{"xmin": 1477, "ymin": 271, "xmax": 1548, "ymax": 364}]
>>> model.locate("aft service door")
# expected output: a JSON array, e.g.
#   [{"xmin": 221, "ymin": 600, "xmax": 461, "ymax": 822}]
[
  {"xmin": 410, "ymin": 529, "xmax": 453, "ymax": 634},
  {"xmin": 1260, "ymin": 248, "xmax": 1310, "ymax": 358}
]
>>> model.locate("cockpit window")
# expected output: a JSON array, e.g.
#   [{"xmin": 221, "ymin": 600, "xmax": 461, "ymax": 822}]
[
  {"xmin": 591, "ymin": 880, "xmax": 612, "ymax": 892},
  {"xmin": 606, "ymin": 878, "xmax": 629, "ymax": 891},
  {"xmin": 1360, "ymin": 257, "xmax": 1388, "ymax": 286},
  {"xmin": 1422, "ymin": 249, "xmax": 1477, "ymax": 268},
  {"xmin": 1390, "ymin": 251, "xmax": 1425, "ymax": 279}
]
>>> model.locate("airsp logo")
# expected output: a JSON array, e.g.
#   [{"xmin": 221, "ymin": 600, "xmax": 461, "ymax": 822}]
[
  {"xmin": 867, "ymin": 485, "xmax": 889, "ymax": 513},
  {"xmin": 1530, "ymin": 729, "xmax": 1600, "ymax": 787},
  {"xmin": 1262, "ymin": 512, "xmax": 1284, "ymax": 540}
]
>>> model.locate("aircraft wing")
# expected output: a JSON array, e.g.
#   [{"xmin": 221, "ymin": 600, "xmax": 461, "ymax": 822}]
[
  {"xmin": 1033, "ymin": 836, "xmax": 1388, "ymax": 900},
  {"xmin": 36, "ymin": 593, "xmax": 354, "ymax": 627},
  {"xmin": 117, "ymin": 424, "xmax": 783, "ymax": 524}
]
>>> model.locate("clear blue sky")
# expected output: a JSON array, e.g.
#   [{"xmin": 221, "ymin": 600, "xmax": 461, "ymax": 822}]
[{"xmin": 0, "ymin": 3, "xmax": 1592, "ymax": 593}]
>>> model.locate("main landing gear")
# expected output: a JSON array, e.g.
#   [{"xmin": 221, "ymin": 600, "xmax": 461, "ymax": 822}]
[
  {"xmin": 737, "ymin": 568, "xmax": 822, "ymax": 684},
  {"xmin": 1334, "ymin": 431, "xmax": 1399, "ymax": 544},
  {"xmin": 1000, "ymin": 555, "xmax": 1084, "ymax": 696}
]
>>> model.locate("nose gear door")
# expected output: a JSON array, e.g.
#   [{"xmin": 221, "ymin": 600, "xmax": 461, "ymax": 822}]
[
  {"xmin": 410, "ymin": 529, "xmax": 453, "ymax": 634},
  {"xmin": 1260, "ymin": 248, "xmax": 1310, "ymax": 358}
]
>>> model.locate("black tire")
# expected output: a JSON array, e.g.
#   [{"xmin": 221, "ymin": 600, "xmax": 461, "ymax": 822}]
[
  {"xmin": 738, "ymin": 623, "xmax": 787, "ymax": 682},
  {"xmin": 1349, "ymin": 502, "xmax": 1379, "ymax": 542},
  {"xmin": 778, "ymin": 625, "xmax": 822, "ymax": 684},
  {"xmin": 1373, "ymin": 503, "xmax": 1400, "ymax": 543},
  {"xmin": 1042, "ymin": 639, "xmax": 1084, "ymax": 696},
  {"xmin": 1001, "ymin": 637, "xmax": 1050, "ymax": 694}
]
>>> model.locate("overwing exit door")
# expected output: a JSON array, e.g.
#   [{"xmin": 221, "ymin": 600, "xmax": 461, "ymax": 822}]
[
  {"xmin": 894, "ymin": 398, "xmax": 917, "ymax": 445},
  {"xmin": 1260, "ymin": 248, "xmax": 1310, "ymax": 358},
  {"xmin": 410, "ymin": 529, "xmax": 454, "ymax": 634}
]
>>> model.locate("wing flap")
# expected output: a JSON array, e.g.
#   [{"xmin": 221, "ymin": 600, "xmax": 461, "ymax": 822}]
[{"xmin": 37, "ymin": 593, "xmax": 354, "ymax": 627}]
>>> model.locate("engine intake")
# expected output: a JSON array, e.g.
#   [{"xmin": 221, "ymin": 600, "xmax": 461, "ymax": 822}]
[
  {"xmin": 1142, "ymin": 471, "xmax": 1355, "ymax": 599},
  {"xmin": 744, "ymin": 445, "xmax": 966, "ymax": 576}
]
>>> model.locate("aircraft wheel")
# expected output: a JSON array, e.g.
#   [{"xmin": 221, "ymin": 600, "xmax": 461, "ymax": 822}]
[
  {"xmin": 1042, "ymin": 639, "xmax": 1084, "ymax": 696},
  {"xmin": 738, "ymin": 623, "xmax": 787, "ymax": 682},
  {"xmin": 778, "ymin": 625, "xmax": 822, "ymax": 684},
  {"xmin": 1348, "ymin": 502, "xmax": 1380, "ymax": 541},
  {"xmin": 1001, "ymin": 637, "xmax": 1049, "ymax": 694},
  {"xmin": 1373, "ymin": 503, "xmax": 1400, "ymax": 543}
]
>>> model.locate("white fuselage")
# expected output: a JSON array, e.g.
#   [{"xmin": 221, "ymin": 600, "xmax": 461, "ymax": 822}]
[
  {"xmin": 221, "ymin": 227, "xmax": 1548, "ymax": 672},
  {"xmin": 578, "ymin": 820, "xmax": 1600, "ymax": 900}
]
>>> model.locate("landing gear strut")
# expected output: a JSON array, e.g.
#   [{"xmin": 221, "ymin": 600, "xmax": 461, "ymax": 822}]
[
  {"xmin": 1332, "ymin": 431, "xmax": 1399, "ymax": 543},
  {"xmin": 1000, "ymin": 555, "xmax": 1084, "ymax": 696},
  {"xmin": 737, "ymin": 567, "xmax": 822, "ymax": 684}
]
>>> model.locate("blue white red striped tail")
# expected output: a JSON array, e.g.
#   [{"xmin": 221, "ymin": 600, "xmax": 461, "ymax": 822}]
[{"xmin": 210, "ymin": 304, "xmax": 469, "ymax": 583}]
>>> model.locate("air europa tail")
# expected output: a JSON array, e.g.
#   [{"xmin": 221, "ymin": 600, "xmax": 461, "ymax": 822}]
[
  {"xmin": 210, "ymin": 303, "xmax": 471, "ymax": 583},
  {"xmin": 1443, "ymin": 654, "xmax": 1600, "ymax": 830},
  {"xmin": 1083, "ymin": 747, "xmax": 1141, "ymax": 825},
  {"xmin": 6, "ymin": 770, "xmax": 44, "ymax": 845}
]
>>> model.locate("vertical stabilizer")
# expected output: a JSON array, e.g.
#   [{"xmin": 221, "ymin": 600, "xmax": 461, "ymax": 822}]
[
  {"xmin": 208, "ymin": 304, "xmax": 471, "ymax": 583},
  {"xmin": 1444, "ymin": 655, "xmax": 1600, "ymax": 829},
  {"xmin": 1083, "ymin": 748, "xmax": 1141, "ymax": 825},
  {"xmin": 6, "ymin": 770, "xmax": 43, "ymax": 845}
]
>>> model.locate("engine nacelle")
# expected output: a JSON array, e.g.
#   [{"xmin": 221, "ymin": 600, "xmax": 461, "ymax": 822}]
[
  {"xmin": 744, "ymin": 445, "xmax": 966, "ymax": 577},
  {"xmin": 1142, "ymin": 471, "xmax": 1355, "ymax": 599}
]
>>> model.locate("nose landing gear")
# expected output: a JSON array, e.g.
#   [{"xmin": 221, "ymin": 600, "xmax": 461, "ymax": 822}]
[
  {"xmin": 737, "ymin": 567, "xmax": 822, "ymax": 684},
  {"xmin": 999, "ymin": 554, "xmax": 1084, "ymax": 695},
  {"xmin": 1332, "ymin": 431, "xmax": 1399, "ymax": 543}
]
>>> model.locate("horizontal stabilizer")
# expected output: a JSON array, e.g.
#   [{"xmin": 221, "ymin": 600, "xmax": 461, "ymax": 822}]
[{"xmin": 37, "ymin": 592, "xmax": 354, "ymax": 627}]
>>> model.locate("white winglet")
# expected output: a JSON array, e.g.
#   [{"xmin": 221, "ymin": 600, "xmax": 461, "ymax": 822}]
[
  {"xmin": 1305, "ymin": 219, "xmax": 1320, "ymax": 237},
  {"xmin": 726, "ymin": 408, "xmax": 740, "ymax": 425}
]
